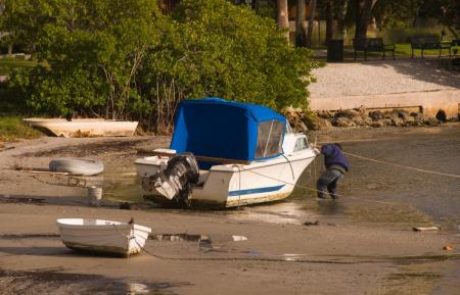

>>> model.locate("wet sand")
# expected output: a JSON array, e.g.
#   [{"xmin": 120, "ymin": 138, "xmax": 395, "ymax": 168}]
[{"xmin": 0, "ymin": 125, "xmax": 459, "ymax": 295}]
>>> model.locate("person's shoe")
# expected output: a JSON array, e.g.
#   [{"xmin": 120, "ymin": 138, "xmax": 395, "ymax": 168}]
[
  {"xmin": 330, "ymin": 194, "xmax": 339, "ymax": 200},
  {"xmin": 316, "ymin": 194, "xmax": 327, "ymax": 200}
]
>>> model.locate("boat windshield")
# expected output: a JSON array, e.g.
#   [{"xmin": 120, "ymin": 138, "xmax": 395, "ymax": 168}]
[
  {"xmin": 255, "ymin": 120, "xmax": 284, "ymax": 158},
  {"xmin": 285, "ymin": 122, "xmax": 294, "ymax": 134}
]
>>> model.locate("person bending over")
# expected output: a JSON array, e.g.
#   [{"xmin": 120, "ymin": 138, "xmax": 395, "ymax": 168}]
[{"xmin": 316, "ymin": 143, "xmax": 349, "ymax": 199}]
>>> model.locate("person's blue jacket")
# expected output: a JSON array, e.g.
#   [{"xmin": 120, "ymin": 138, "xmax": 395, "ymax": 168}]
[{"xmin": 321, "ymin": 144, "xmax": 350, "ymax": 172}]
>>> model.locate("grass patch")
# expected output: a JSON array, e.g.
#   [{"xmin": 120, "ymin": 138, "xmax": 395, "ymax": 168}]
[
  {"xmin": 0, "ymin": 56, "xmax": 36, "ymax": 75},
  {"xmin": 0, "ymin": 116, "xmax": 41, "ymax": 142}
]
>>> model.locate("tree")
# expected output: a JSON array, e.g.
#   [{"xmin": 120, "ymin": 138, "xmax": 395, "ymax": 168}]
[
  {"xmin": 306, "ymin": 0, "xmax": 317, "ymax": 47},
  {"xmin": 277, "ymin": 0, "xmax": 289, "ymax": 41},
  {"xmin": 325, "ymin": 0, "xmax": 334, "ymax": 42},
  {"xmin": 296, "ymin": 0, "xmax": 307, "ymax": 46},
  {"xmin": 336, "ymin": 0, "xmax": 349, "ymax": 39},
  {"xmin": 354, "ymin": 0, "xmax": 378, "ymax": 40},
  {"xmin": 4, "ymin": 0, "xmax": 319, "ymax": 131},
  {"xmin": 13, "ymin": 0, "xmax": 166, "ymax": 119}
]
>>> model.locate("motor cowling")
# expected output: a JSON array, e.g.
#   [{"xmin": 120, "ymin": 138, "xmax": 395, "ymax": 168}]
[{"xmin": 142, "ymin": 153, "xmax": 199, "ymax": 207}]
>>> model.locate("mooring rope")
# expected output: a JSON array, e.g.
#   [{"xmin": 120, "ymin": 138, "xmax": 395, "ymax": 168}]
[
  {"xmin": 245, "ymin": 167, "xmax": 399, "ymax": 205},
  {"xmin": 343, "ymin": 151, "xmax": 460, "ymax": 179}
]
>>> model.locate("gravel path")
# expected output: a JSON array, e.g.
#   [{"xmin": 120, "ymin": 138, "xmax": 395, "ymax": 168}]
[{"xmin": 309, "ymin": 59, "xmax": 460, "ymax": 98}]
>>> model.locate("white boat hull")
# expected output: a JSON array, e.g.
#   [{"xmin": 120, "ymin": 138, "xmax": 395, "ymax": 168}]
[
  {"xmin": 23, "ymin": 118, "xmax": 138, "ymax": 138},
  {"xmin": 56, "ymin": 218, "xmax": 151, "ymax": 257},
  {"xmin": 136, "ymin": 140, "xmax": 316, "ymax": 208}
]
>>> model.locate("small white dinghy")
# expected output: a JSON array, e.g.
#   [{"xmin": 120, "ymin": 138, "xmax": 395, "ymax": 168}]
[
  {"xmin": 23, "ymin": 118, "xmax": 138, "ymax": 138},
  {"xmin": 56, "ymin": 218, "xmax": 151, "ymax": 257}
]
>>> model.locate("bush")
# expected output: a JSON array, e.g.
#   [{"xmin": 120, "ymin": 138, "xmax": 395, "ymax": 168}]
[{"xmin": 3, "ymin": 0, "xmax": 319, "ymax": 131}]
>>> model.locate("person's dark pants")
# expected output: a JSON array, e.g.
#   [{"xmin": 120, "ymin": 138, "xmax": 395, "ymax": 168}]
[{"xmin": 316, "ymin": 168, "xmax": 344, "ymax": 199}]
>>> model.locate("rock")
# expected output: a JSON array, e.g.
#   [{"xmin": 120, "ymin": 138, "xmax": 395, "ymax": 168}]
[
  {"xmin": 364, "ymin": 117, "xmax": 373, "ymax": 126},
  {"xmin": 382, "ymin": 119, "xmax": 393, "ymax": 126},
  {"xmin": 354, "ymin": 106, "xmax": 367, "ymax": 118},
  {"xmin": 371, "ymin": 121, "xmax": 385, "ymax": 128},
  {"xmin": 314, "ymin": 117, "xmax": 333, "ymax": 130},
  {"xmin": 391, "ymin": 117, "xmax": 405, "ymax": 127},
  {"xmin": 410, "ymin": 112, "xmax": 424, "ymax": 126},
  {"xmin": 283, "ymin": 107, "xmax": 309, "ymax": 132},
  {"xmin": 403, "ymin": 116, "xmax": 415, "ymax": 126},
  {"xmin": 332, "ymin": 116, "xmax": 356, "ymax": 127},
  {"xmin": 384, "ymin": 110, "xmax": 400, "ymax": 121},
  {"xmin": 352, "ymin": 116, "xmax": 367, "ymax": 126},
  {"xmin": 424, "ymin": 117, "xmax": 440, "ymax": 126},
  {"xmin": 316, "ymin": 110, "xmax": 334, "ymax": 119},
  {"xmin": 397, "ymin": 110, "xmax": 412, "ymax": 122},
  {"xmin": 334, "ymin": 109, "xmax": 360, "ymax": 119},
  {"xmin": 369, "ymin": 110, "xmax": 384, "ymax": 121}
]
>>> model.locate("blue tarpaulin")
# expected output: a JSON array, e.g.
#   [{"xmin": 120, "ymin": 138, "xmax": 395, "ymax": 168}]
[{"xmin": 170, "ymin": 98, "xmax": 286, "ymax": 163}]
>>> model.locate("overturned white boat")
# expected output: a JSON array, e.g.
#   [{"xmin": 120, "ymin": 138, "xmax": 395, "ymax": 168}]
[
  {"xmin": 135, "ymin": 98, "xmax": 317, "ymax": 209},
  {"xmin": 56, "ymin": 218, "xmax": 151, "ymax": 257},
  {"xmin": 23, "ymin": 118, "xmax": 138, "ymax": 138}
]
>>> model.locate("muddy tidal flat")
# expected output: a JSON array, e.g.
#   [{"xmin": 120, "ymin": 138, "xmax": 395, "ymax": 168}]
[{"xmin": 0, "ymin": 124, "xmax": 459, "ymax": 295}]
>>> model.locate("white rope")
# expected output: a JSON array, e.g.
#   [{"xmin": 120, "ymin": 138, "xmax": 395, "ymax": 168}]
[
  {"xmin": 245, "ymin": 167, "xmax": 399, "ymax": 206},
  {"xmin": 343, "ymin": 151, "xmax": 460, "ymax": 179}
]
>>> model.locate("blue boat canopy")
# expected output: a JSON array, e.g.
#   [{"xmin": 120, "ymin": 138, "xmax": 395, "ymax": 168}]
[{"xmin": 170, "ymin": 98, "xmax": 286, "ymax": 164}]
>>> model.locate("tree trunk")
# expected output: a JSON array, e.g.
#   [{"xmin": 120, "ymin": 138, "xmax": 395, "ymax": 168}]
[
  {"xmin": 296, "ymin": 0, "xmax": 307, "ymax": 47},
  {"xmin": 336, "ymin": 0, "xmax": 348, "ymax": 40},
  {"xmin": 354, "ymin": 0, "xmax": 378, "ymax": 41},
  {"xmin": 325, "ymin": 0, "xmax": 335, "ymax": 42},
  {"xmin": 306, "ymin": 0, "xmax": 317, "ymax": 48},
  {"xmin": 277, "ymin": 0, "xmax": 290, "ymax": 42}
]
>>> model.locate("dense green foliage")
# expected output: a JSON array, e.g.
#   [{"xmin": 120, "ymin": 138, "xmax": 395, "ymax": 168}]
[{"xmin": 0, "ymin": 0, "xmax": 318, "ymax": 131}]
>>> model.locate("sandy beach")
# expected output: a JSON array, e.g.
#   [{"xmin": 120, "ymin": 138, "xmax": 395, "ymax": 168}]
[{"xmin": 1, "ymin": 125, "xmax": 459, "ymax": 295}]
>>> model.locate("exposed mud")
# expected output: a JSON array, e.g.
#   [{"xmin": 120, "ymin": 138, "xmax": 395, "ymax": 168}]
[{"xmin": 0, "ymin": 268, "xmax": 188, "ymax": 295}]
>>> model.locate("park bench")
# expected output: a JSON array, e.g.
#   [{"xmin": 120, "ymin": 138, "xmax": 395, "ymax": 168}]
[
  {"xmin": 452, "ymin": 39, "xmax": 460, "ymax": 55},
  {"xmin": 410, "ymin": 35, "xmax": 452, "ymax": 58},
  {"xmin": 353, "ymin": 38, "xmax": 395, "ymax": 61}
]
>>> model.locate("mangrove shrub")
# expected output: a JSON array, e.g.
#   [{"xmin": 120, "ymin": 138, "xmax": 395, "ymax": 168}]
[{"xmin": 2, "ymin": 0, "xmax": 319, "ymax": 131}]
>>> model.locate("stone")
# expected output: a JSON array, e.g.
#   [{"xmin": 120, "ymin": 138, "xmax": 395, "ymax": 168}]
[
  {"xmin": 334, "ymin": 109, "xmax": 360, "ymax": 119},
  {"xmin": 316, "ymin": 110, "xmax": 333, "ymax": 119},
  {"xmin": 403, "ymin": 116, "xmax": 415, "ymax": 126},
  {"xmin": 381, "ymin": 119, "xmax": 393, "ymax": 126},
  {"xmin": 332, "ymin": 117, "xmax": 356, "ymax": 127},
  {"xmin": 424, "ymin": 117, "xmax": 440, "ymax": 126},
  {"xmin": 352, "ymin": 116, "xmax": 366, "ymax": 126},
  {"xmin": 369, "ymin": 110, "xmax": 384, "ymax": 121},
  {"xmin": 396, "ymin": 110, "xmax": 412, "ymax": 121},
  {"xmin": 391, "ymin": 117, "xmax": 405, "ymax": 127},
  {"xmin": 314, "ymin": 117, "xmax": 333, "ymax": 130},
  {"xmin": 371, "ymin": 121, "xmax": 385, "ymax": 128}
]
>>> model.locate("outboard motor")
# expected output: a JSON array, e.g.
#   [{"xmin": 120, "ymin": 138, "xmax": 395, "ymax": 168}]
[{"xmin": 142, "ymin": 153, "xmax": 199, "ymax": 207}]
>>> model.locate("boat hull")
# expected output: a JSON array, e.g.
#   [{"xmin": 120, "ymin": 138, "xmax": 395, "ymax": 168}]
[
  {"xmin": 57, "ymin": 218, "xmax": 151, "ymax": 257},
  {"xmin": 23, "ymin": 118, "xmax": 138, "ymax": 138},
  {"xmin": 139, "ymin": 149, "xmax": 316, "ymax": 209}
]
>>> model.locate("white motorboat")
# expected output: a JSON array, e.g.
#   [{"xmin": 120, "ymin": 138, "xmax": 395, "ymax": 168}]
[
  {"xmin": 135, "ymin": 98, "xmax": 318, "ymax": 208},
  {"xmin": 23, "ymin": 118, "xmax": 138, "ymax": 138},
  {"xmin": 56, "ymin": 218, "xmax": 151, "ymax": 257}
]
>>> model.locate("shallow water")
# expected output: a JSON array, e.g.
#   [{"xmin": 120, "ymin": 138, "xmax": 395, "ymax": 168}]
[{"xmin": 104, "ymin": 125, "xmax": 460, "ymax": 231}]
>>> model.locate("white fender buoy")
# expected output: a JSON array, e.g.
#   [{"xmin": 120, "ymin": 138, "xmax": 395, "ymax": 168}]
[{"xmin": 49, "ymin": 158, "xmax": 104, "ymax": 176}]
